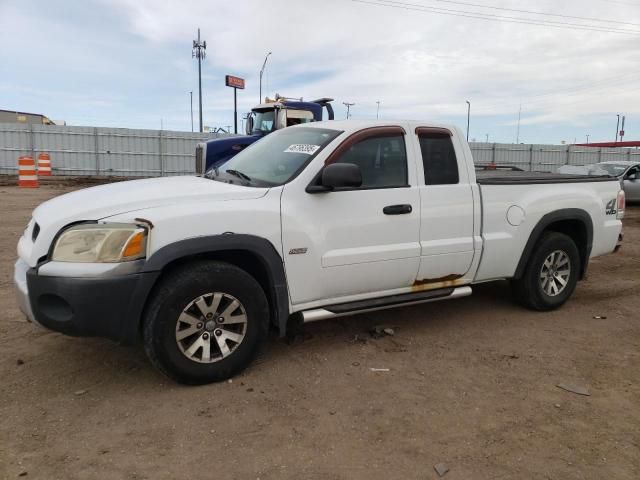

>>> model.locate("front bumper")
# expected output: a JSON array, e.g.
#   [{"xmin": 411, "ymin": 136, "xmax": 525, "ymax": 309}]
[
  {"xmin": 14, "ymin": 258, "xmax": 159, "ymax": 344},
  {"xmin": 14, "ymin": 259, "xmax": 37, "ymax": 325}
]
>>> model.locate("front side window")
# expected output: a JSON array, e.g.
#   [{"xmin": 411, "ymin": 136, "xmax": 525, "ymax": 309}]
[
  {"xmin": 333, "ymin": 135, "xmax": 408, "ymax": 188},
  {"xmin": 207, "ymin": 127, "xmax": 341, "ymax": 187},
  {"xmin": 418, "ymin": 132, "xmax": 459, "ymax": 185}
]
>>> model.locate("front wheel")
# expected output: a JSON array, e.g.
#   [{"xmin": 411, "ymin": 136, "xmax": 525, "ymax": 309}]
[
  {"xmin": 143, "ymin": 261, "xmax": 269, "ymax": 385},
  {"xmin": 512, "ymin": 232, "xmax": 580, "ymax": 311}
]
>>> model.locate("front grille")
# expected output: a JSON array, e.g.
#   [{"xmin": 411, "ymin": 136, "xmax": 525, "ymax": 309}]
[{"xmin": 32, "ymin": 222, "xmax": 40, "ymax": 242}]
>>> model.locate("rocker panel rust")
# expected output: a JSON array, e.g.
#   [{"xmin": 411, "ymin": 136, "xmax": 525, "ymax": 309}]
[{"xmin": 412, "ymin": 274, "xmax": 465, "ymax": 292}]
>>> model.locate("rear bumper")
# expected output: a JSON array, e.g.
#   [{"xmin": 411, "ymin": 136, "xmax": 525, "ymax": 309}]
[
  {"xmin": 14, "ymin": 259, "xmax": 159, "ymax": 343},
  {"xmin": 614, "ymin": 232, "xmax": 623, "ymax": 253}
]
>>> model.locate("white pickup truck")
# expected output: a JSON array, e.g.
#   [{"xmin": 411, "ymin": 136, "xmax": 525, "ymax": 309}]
[{"xmin": 14, "ymin": 120, "xmax": 625, "ymax": 384}]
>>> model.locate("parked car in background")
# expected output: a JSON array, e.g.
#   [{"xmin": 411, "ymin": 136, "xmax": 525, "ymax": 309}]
[
  {"xmin": 596, "ymin": 161, "xmax": 640, "ymax": 202},
  {"xmin": 559, "ymin": 161, "xmax": 640, "ymax": 202}
]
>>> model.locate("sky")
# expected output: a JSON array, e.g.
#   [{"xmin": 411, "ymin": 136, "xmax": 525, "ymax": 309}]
[{"xmin": 1, "ymin": 0, "xmax": 639, "ymax": 144}]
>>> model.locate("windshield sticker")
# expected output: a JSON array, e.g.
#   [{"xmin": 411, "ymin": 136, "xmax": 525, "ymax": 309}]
[{"xmin": 284, "ymin": 144, "xmax": 320, "ymax": 155}]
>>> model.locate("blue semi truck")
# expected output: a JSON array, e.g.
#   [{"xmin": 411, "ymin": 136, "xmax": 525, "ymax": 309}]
[{"xmin": 197, "ymin": 95, "xmax": 334, "ymax": 172}]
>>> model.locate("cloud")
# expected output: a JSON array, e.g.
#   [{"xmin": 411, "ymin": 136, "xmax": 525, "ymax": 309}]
[{"xmin": 1, "ymin": 0, "xmax": 639, "ymax": 142}]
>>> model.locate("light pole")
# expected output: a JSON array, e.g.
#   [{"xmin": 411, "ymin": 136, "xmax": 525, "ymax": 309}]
[
  {"xmin": 192, "ymin": 28, "xmax": 206, "ymax": 133},
  {"xmin": 343, "ymin": 102, "xmax": 355, "ymax": 119},
  {"xmin": 376, "ymin": 100, "xmax": 381, "ymax": 119},
  {"xmin": 189, "ymin": 91, "xmax": 193, "ymax": 133},
  {"xmin": 586, "ymin": 134, "xmax": 590, "ymax": 144},
  {"xmin": 465, "ymin": 100, "xmax": 470, "ymax": 141},
  {"xmin": 516, "ymin": 103, "xmax": 522, "ymax": 144},
  {"xmin": 485, "ymin": 133, "xmax": 489, "ymax": 143},
  {"xmin": 259, "ymin": 52, "xmax": 272, "ymax": 104},
  {"xmin": 615, "ymin": 114, "xmax": 621, "ymax": 142}
]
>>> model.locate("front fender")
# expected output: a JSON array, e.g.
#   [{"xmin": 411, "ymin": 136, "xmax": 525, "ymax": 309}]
[{"xmin": 142, "ymin": 234, "xmax": 289, "ymax": 335}]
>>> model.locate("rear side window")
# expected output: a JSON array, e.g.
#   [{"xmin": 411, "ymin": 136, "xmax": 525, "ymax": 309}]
[
  {"xmin": 418, "ymin": 132, "xmax": 459, "ymax": 185},
  {"xmin": 334, "ymin": 135, "xmax": 408, "ymax": 188}
]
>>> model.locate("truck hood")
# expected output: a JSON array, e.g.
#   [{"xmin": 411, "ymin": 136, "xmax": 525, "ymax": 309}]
[{"xmin": 33, "ymin": 176, "xmax": 268, "ymax": 226}]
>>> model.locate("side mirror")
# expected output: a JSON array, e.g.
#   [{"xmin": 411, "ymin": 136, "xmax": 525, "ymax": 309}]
[
  {"xmin": 307, "ymin": 163, "xmax": 361, "ymax": 192},
  {"xmin": 627, "ymin": 172, "xmax": 639, "ymax": 181},
  {"xmin": 323, "ymin": 163, "xmax": 362, "ymax": 189},
  {"xmin": 245, "ymin": 115, "xmax": 253, "ymax": 135}
]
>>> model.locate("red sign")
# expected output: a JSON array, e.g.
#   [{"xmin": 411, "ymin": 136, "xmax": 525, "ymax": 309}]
[
  {"xmin": 225, "ymin": 75, "xmax": 245, "ymax": 89},
  {"xmin": 620, "ymin": 130, "xmax": 625, "ymax": 137}
]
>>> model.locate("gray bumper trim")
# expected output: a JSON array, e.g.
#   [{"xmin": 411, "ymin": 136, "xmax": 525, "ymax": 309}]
[{"xmin": 14, "ymin": 259, "xmax": 37, "ymax": 325}]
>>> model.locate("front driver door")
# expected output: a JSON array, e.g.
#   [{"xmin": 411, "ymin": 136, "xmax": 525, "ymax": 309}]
[{"xmin": 281, "ymin": 127, "xmax": 421, "ymax": 307}]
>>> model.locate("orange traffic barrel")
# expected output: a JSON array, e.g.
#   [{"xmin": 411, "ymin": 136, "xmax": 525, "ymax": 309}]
[
  {"xmin": 37, "ymin": 152, "xmax": 52, "ymax": 176},
  {"xmin": 18, "ymin": 156, "xmax": 38, "ymax": 188}
]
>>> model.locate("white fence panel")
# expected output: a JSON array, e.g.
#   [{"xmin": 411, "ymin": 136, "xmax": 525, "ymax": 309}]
[
  {"xmin": 0, "ymin": 123, "xmax": 231, "ymax": 176},
  {"xmin": 0, "ymin": 123, "xmax": 637, "ymax": 177},
  {"xmin": 0, "ymin": 124, "xmax": 31, "ymax": 171},
  {"xmin": 469, "ymin": 142, "xmax": 637, "ymax": 172}
]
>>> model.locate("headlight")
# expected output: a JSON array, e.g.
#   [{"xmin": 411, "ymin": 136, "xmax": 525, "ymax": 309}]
[{"xmin": 51, "ymin": 223, "xmax": 148, "ymax": 263}]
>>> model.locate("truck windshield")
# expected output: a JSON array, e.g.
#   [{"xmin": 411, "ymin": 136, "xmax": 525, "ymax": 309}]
[
  {"xmin": 595, "ymin": 163, "xmax": 628, "ymax": 176},
  {"xmin": 207, "ymin": 127, "xmax": 342, "ymax": 187},
  {"xmin": 251, "ymin": 110, "xmax": 275, "ymax": 133}
]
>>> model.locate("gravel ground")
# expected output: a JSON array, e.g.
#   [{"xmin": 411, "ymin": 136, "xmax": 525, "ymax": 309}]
[{"xmin": 1, "ymin": 183, "xmax": 639, "ymax": 480}]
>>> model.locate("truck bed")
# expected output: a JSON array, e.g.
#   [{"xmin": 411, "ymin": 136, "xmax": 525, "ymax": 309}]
[{"xmin": 476, "ymin": 170, "xmax": 615, "ymax": 185}]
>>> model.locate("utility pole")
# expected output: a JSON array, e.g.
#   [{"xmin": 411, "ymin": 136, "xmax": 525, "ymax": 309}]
[
  {"xmin": 620, "ymin": 115, "xmax": 626, "ymax": 141},
  {"xmin": 586, "ymin": 134, "xmax": 590, "ymax": 144},
  {"xmin": 190, "ymin": 91, "xmax": 193, "ymax": 133},
  {"xmin": 615, "ymin": 114, "xmax": 620, "ymax": 142},
  {"xmin": 516, "ymin": 103, "xmax": 522, "ymax": 144},
  {"xmin": 485, "ymin": 133, "xmax": 489, "ymax": 143},
  {"xmin": 376, "ymin": 100, "xmax": 381, "ymax": 120},
  {"xmin": 192, "ymin": 28, "xmax": 206, "ymax": 133},
  {"xmin": 465, "ymin": 100, "xmax": 471, "ymax": 141},
  {"xmin": 259, "ymin": 52, "xmax": 272, "ymax": 104},
  {"xmin": 343, "ymin": 102, "xmax": 355, "ymax": 119}
]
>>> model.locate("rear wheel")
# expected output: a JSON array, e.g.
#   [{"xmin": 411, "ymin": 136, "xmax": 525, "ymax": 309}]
[
  {"xmin": 143, "ymin": 261, "xmax": 269, "ymax": 384},
  {"xmin": 513, "ymin": 232, "xmax": 580, "ymax": 311}
]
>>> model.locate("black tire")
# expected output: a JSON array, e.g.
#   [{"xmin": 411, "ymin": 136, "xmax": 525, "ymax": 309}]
[
  {"xmin": 143, "ymin": 261, "xmax": 269, "ymax": 385},
  {"xmin": 512, "ymin": 232, "xmax": 581, "ymax": 311}
]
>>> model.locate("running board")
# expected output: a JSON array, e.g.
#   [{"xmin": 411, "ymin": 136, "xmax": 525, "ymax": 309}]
[{"xmin": 301, "ymin": 286, "xmax": 472, "ymax": 323}]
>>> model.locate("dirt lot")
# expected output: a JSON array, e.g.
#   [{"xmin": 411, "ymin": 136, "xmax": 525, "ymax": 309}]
[{"xmin": 1, "ymin": 183, "xmax": 639, "ymax": 480}]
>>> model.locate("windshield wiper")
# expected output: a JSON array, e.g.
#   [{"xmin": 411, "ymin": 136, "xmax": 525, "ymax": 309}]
[
  {"xmin": 225, "ymin": 169, "xmax": 252, "ymax": 182},
  {"xmin": 204, "ymin": 166, "xmax": 219, "ymax": 180}
]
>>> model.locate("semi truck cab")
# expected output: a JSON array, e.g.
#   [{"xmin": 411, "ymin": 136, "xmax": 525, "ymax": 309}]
[{"xmin": 197, "ymin": 96, "xmax": 334, "ymax": 172}]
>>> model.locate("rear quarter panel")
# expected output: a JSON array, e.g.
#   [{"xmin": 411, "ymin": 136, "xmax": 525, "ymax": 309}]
[{"xmin": 475, "ymin": 181, "xmax": 622, "ymax": 281}]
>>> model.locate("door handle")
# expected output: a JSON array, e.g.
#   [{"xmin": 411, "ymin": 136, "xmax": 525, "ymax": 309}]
[{"xmin": 383, "ymin": 204, "xmax": 412, "ymax": 215}]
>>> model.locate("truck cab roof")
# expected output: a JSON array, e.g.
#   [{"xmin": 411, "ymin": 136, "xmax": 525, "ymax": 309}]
[
  {"xmin": 291, "ymin": 119, "xmax": 460, "ymax": 135},
  {"xmin": 253, "ymin": 98, "xmax": 334, "ymax": 111}
]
